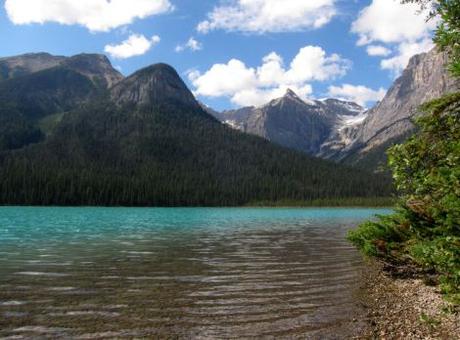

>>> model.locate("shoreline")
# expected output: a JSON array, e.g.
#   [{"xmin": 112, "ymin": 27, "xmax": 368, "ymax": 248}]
[
  {"xmin": 358, "ymin": 260, "xmax": 459, "ymax": 339},
  {"xmin": 0, "ymin": 203, "xmax": 395, "ymax": 209}
]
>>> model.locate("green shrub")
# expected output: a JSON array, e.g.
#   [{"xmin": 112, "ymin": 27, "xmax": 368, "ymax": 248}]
[
  {"xmin": 348, "ymin": 93, "xmax": 460, "ymax": 304},
  {"xmin": 348, "ymin": 213, "xmax": 409, "ymax": 257},
  {"xmin": 410, "ymin": 237, "xmax": 460, "ymax": 304}
]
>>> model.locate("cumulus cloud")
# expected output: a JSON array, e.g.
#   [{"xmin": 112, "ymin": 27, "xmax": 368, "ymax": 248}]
[
  {"xmin": 380, "ymin": 38, "xmax": 434, "ymax": 72},
  {"xmin": 104, "ymin": 34, "xmax": 160, "ymax": 59},
  {"xmin": 351, "ymin": 0, "xmax": 436, "ymax": 74},
  {"xmin": 352, "ymin": 0, "xmax": 434, "ymax": 46},
  {"xmin": 366, "ymin": 45, "xmax": 391, "ymax": 57},
  {"xmin": 4, "ymin": 0, "xmax": 173, "ymax": 32},
  {"xmin": 175, "ymin": 37, "xmax": 203, "ymax": 52},
  {"xmin": 197, "ymin": 0, "xmax": 336, "ymax": 34},
  {"xmin": 327, "ymin": 84, "xmax": 386, "ymax": 107},
  {"xmin": 189, "ymin": 46, "xmax": 350, "ymax": 107}
]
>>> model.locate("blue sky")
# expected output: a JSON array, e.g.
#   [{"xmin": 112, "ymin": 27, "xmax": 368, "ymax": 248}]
[{"xmin": 0, "ymin": 0, "xmax": 435, "ymax": 110}]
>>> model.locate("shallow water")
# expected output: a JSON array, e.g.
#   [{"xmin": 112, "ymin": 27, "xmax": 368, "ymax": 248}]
[{"xmin": 0, "ymin": 207, "xmax": 391, "ymax": 339}]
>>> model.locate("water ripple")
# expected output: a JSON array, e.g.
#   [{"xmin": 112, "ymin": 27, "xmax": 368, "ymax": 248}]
[{"xmin": 0, "ymin": 207, "xmax": 390, "ymax": 338}]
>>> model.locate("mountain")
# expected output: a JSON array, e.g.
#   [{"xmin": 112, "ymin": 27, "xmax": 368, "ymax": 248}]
[
  {"xmin": 0, "ymin": 53, "xmax": 391, "ymax": 206},
  {"xmin": 336, "ymin": 48, "xmax": 460, "ymax": 169},
  {"xmin": 62, "ymin": 54, "xmax": 124, "ymax": 89},
  {"xmin": 317, "ymin": 110, "xmax": 367, "ymax": 160},
  {"xmin": 208, "ymin": 89, "xmax": 365, "ymax": 156},
  {"xmin": 0, "ymin": 53, "xmax": 65, "ymax": 80},
  {"xmin": 210, "ymin": 48, "xmax": 459, "ymax": 172},
  {"xmin": 0, "ymin": 52, "xmax": 123, "ymax": 86},
  {"xmin": 111, "ymin": 63, "xmax": 200, "ymax": 109},
  {"xmin": 0, "ymin": 53, "xmax": 123, "ymax": 151}
]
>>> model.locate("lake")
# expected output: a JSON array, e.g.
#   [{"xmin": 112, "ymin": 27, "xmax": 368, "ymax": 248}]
[{"xmin": 0, "ymin": 207, "xmax": 391, "ymax": 338}]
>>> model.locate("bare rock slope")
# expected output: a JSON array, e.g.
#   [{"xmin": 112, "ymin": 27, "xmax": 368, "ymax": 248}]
[
  {"xmin": 208, "ymin": 48, "xmax": 459, "ymax": 171},
  {"xmin": 336, "ymin": 48, "xmax": 459, "ymax": 169}
]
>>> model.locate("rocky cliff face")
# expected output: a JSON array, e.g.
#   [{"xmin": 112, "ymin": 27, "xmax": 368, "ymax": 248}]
[
  {"xmin": 241, "ymin": 90, "xmax": 329, "ymax": 154},
  {"xmin": 63, "ymin": 54, "xmax": 124, "ymax": 89},
  {"xmin": 337, "ymin": 48, "xmax": 460, "ymax": 168},
  {"xmin": 209, "ymin": 48, "xmax": 459, "ymax": 170},
  {"xmin": 111, "ymin": 63, "xmax": 201, "ymax": 110},
  {"xmin": 209, "ymin": 89, "xmax": 365, "ymax": 155},
  {"xmin": 318, "ymin": 112, "xmax": 367, "ymax": 159}
]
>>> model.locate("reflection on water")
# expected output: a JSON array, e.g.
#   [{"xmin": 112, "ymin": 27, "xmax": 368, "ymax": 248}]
[{"xmin": 0, "ymin": 207, "xmax": 390, "ymax": 338}]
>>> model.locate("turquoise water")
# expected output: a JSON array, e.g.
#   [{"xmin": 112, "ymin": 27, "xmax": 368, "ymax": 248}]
[{"xmin": 0, "ymin": 207, "xmax": 390, "ymax": 338}]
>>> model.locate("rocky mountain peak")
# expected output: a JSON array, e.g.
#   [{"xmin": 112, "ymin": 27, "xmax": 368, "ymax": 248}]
[
  {"xmin": 284, "ymin": 88, "xmax": 298, "ymax": 98},
  {"xmin": 0, "ymin": 52, "xmax": 65, "ymax": 80},
  {"xmin": 265, "ymin": 88, "xmax": 316, "ymax": 109},
  {"xmin": 202, "ymin": 48, "xmax": 458, "ymax": 171},
  {"xmin": 0, "ymin": 52, "xmax": 123, "ymax": 89},
  {"xmin": 110, "ymin": 63, "xmax": 201, "ymax": 110},
  {"xmin": 350, "ymin": 48, "xmax": 458, "ymax": 157},
  {"xmin": 321, "ymin": 48, "xmax": 460, "ymax": 169},
  {"xmin": 206, "ymin": 86, "xmax": 368, "ymax": 156},
  {"xmin": 63, "ymin": 53, "xmax": 124, "ymax": 89},
  {"xmin": 63, "ymin": 54, "xmax": 112, "ymax": 70}
]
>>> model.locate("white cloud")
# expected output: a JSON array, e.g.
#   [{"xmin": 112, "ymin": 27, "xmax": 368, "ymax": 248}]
[
  {"xmin": 366, "ymin": 45, "xmax": 391, "ymax": 57},
  {"xmin": 175, "ymin": 37, "xmax": 203, "ymax": 52},
  {"xmin": 327, "ymin": 84, "xmax": 386, "ymax": 107},
  {"xmin": 287, "ymin": 47, "xmax": 350, "ymax": 82},
  {"xmin": 189, "ymin": 45, "xmax": 350, "ymax": 107},
  {"xmin": 190, "ymin": 59, "xmax": 257, "ymax": 98},
  {"xmin": 352, "ymin": 0, "xmax": 434, "ymax": 46},
  {"xmin": 104, "ymin": 34, "xmax": 160, "ymax": 59},
  {"xmin": 230, "ymin": 85, "xmax": 313, "ymax": 108},
  {"xmin": 380, "ymin": 38, "xmax": 434, "ymax": 74},
  {"xmin": 352, "ymin": 0, "xmax": 436, "ymax": 74},
  {"xmin": 197, "ymin": 0, "xmax": 336, "ymax": 34},
  {"xmin": 4, "ymin": 0, "xmax": 173, "ymax": 32}
]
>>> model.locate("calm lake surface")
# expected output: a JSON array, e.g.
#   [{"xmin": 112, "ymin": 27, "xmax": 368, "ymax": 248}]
[{"xmin": 0, "ymin": 207, "xmax": 391, "ymax": 339}]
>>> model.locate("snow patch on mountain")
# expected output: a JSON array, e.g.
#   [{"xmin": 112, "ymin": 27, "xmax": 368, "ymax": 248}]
[{"xmin": 338, "ymin": 113, "xmax": 368, "ymax": 129}]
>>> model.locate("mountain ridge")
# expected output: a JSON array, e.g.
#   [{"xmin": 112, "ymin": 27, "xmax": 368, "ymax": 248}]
[
  {"xmin": 0, "ymin": 52, "xmax": 391, "ymax": 206},
  {"xmin": 0, "ymin": 52, "xmax": 124, "ymax": 87},
  {"xmin": 0, "ymin": 53, "xmax": 126, "ymax": 152},
  {"xmin": 337, "ymin": 48, "xmax": 460, "ymax": 169},
  {"xmin": 207, "ymin": 88, "xmax": 366, "ymax": 156},
  {"xmin": 208, "ymin": 48, "xmax": 459, "ymax": 171}
]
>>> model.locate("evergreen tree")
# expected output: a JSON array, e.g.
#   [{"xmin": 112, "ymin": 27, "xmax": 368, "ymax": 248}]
[{"xmin": 349, "ymin": 0, "xmax": 460, "ymax": 304}]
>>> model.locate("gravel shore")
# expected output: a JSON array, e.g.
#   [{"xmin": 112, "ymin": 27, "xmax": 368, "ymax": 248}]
[{"xmin": 358, "ymin": 261, "xmax": 459, "ymax": 339}]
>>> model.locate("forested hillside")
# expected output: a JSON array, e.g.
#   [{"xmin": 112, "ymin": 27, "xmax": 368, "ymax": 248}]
[{"xmin": 0, "ymin": 62, "xmax": 393, "ymax": 206}]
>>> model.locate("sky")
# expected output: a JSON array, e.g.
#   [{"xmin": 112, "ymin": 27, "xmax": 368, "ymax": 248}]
[{"xmin": 0, "ymin": 0, "xmax": 437, "ymax": 110}]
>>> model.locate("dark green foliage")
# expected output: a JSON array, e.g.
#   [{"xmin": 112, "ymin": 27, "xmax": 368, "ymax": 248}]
[
  {"xmin": 0, "ymin": 63, "xmax": 9, "ymax": 80},
  {"xmin": 0, "ymin": 105, "xmax": 44, "ymax": 151},
  {"xmin": 0, "ymin": 99, "xmax": 393, "ymax": 207},
  {"xmin": 349, "ymin": 1, "xmax": 460, "ymax": 305},
  {"xmin": 0, "ymin": 66, "xmax": 99, "ymax": 120},
  {"xmin": 432, "ymin": 0, "xmax": 460, "ymax": 76},
  {"xmin": 0, "ymin": 65, "xmax": 105, "ymax": 151},
  {"xmin": 348, "ymin": 213, "xmax": 408, "ymax": 257},
  {"xmin": 389, "ymin": 93, "xmax": 460, "ymax": 238},
  {"xmin": 349, "ymin": 93, "xmax": 460, "ymax": 304},
  {"xmin": 0, "ymin": 64, "xmax": 28, "ymax": 80}
]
